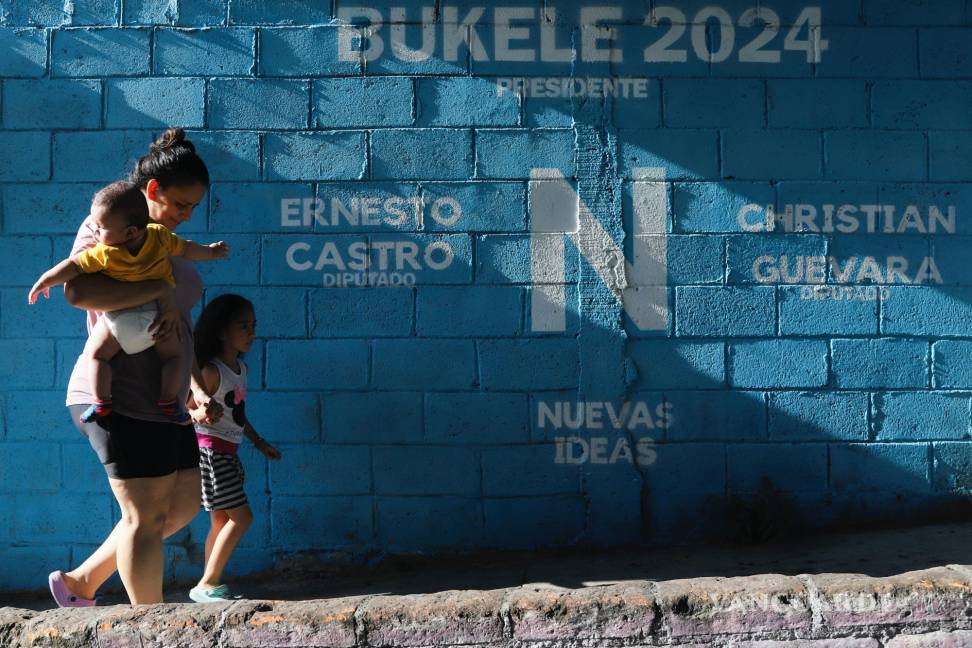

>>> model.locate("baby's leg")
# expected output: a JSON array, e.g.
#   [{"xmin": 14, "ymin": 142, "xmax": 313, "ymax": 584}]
[
  {"xmin": 153, "ymin": 332, "xmax": 186, "ymax": 418},
  {"xmin": 81, "ymin": 320, "xmax": 122, "ymax": 423}
]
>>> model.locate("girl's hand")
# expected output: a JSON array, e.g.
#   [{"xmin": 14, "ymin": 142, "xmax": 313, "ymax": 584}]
[
  {"xmin": 189, "ymin": 403, "xmax": 209, "ymax": 425},
  {"xmin": 191, "ymin": 392, "xmax": 224, "ymax": 425},
  {"xmin": 203, "ymin": 397, "xmax": 224, "ymax": 424},
  {"xmin": 256, "ymin": 439, "xmax": 281, "ymax": 460}
]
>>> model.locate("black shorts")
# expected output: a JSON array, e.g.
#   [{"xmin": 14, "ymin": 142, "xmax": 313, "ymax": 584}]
[{"xmin": 69, "ymin": 404, "xmax": 200, "ymax": 480}]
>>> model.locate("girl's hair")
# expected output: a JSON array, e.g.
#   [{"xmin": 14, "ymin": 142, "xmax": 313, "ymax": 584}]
[
  {"xmin": 194, "ymin": 293, "xmax": 255, "ymax": 367},
  {"xmin": 129, "ymin": 128, "xmax": 210, "ymax": 189}
]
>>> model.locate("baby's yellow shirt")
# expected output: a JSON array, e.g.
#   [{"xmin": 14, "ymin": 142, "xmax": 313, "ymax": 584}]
[{"xmin": 74, "ymin": 224, "xmax": 187, "ymax": 287}]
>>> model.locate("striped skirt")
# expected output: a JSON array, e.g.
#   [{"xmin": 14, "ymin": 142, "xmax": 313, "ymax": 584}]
[{"xmin": 199, "ymin": 447, "xmax": 248, "ymax": 511}]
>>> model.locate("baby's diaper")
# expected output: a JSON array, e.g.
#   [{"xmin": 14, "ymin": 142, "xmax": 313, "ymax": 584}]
[{"xmin": 103, "ymin": 303, "xmax": 159, "ymax": 355}]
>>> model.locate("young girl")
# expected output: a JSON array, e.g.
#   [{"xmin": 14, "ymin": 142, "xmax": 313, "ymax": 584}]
[{"xmin": 188, "ymin": 293, "xmax": 281, "ymax": 602}]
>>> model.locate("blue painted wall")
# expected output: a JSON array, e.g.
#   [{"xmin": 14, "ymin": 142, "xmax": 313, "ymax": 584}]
[{"xmin": 2, "ymin": 0, "xmax": 972, "ymax": 592}]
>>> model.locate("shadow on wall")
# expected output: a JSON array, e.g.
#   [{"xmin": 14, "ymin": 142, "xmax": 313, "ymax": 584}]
[{"xmin": 4, "ymin": 3, "xmax": 972, "ymax": 595}]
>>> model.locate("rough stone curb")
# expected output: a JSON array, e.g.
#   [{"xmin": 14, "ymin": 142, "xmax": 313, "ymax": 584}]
[{"xmin": 3, "ymin": 565, "xmax": 972, "ymax": 647}]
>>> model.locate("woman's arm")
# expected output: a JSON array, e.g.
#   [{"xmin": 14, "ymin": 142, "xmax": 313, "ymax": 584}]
[
  {"xmin": 63, "ymin": 273, "xmax": 170, "ymax": 311},
  {"xmin": 64, "ymin": 274, "xmax": 186, "ymax": 340}
]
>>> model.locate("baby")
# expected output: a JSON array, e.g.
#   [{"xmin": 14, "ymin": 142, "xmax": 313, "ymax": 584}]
[{"xmin": 29, "ymin": 181, "xmax": 228, "ymax": 424}]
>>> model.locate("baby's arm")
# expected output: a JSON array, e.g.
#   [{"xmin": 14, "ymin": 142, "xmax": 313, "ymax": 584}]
[
  {"xmin": 179, "ymin": 240, "xmax": 229, "ymax": 262},
  {"xmin": 160, "ymin": 226, "xmax": 228, "ymax": 262},
  {"xmin": 29, "ymin": 259, "xmax": 82, "ymax": 304}
]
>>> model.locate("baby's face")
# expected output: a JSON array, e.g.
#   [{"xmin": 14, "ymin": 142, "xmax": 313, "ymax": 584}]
[{"xmin": 91, "ymin": 206, "xmax": 138, "ymax": 246}]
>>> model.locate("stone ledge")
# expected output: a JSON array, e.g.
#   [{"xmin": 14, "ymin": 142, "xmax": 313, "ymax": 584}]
[{"xmin": 3, "ymin": 565, "xmax": 972, "ymax": 647}]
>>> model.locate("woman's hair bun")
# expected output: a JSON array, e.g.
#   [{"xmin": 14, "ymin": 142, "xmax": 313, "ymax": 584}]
[
  {"xmin": 130, "ymin": 127, "xmax": 209, "ymax": 189},
  {"xmin": 150, "ymin": 128, "xmax": 195, "ymax": 154}
]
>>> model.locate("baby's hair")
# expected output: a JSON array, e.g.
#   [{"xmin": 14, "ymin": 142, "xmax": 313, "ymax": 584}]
[
  {"xmin": 93, "ymin": 181, "xmax": 149, "ymax": 229},
  {"xmin": 130, "ymin": 127, "xmax": 210, "ymax": 189},
  {"xmin": 194, "ymin": 293, "xmax": 255, "ymax": 367}
]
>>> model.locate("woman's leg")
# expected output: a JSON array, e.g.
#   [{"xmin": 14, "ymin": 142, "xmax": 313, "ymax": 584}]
[
  {"xmin": 196, "ymin": 504, "xmax": 252, "ymax": 589},
  {"xmin": 108, "ymin": 472, "xmax": 177, "ymax": 604},
  {"xmin": 64, "ymin": 467, "xmax": 200, "ymax": 600}
]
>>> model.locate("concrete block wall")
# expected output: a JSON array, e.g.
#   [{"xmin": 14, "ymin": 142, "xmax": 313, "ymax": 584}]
[{"xmin": 1, "ymin": 0, "xmax": 972, "ymax": 592}]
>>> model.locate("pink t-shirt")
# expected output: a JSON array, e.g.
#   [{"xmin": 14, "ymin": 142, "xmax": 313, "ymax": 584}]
[{"xmin": 65, "ymin": 214, "xmax": 203, "ymax": 422}]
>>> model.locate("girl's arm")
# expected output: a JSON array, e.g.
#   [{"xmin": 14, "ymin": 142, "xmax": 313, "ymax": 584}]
[
  {"xmin": 188, "ymin": 357, "xmax": 224, "ymax": 424},
  {"xmin": 181, "ymin": 240, "xmax": 229, "ymax": 262},
  {"xmin": 187, "ymin": 362, "xmax": 223, "ymax": 425},
  {"xmin": 29, "ymin": 259, "xmax": 82, "ymax": 304},
  {"xmin": 242, "ymin": 417, "xmax": 281, "ymax": 459}
]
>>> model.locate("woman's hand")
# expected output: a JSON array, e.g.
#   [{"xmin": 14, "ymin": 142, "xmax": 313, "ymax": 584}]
[
  {"xmin": 190, "ymin": 390, "xmax": 224, "ymax": 425},
  {"xmin": 189, "ymin": 399, "xmax": 224, "ymax": 425},
  {"xmin": 189, "ymin": 403, "xmax": 209, "ymax": 425},
  {"xmin": 149, "ymin": 288, "xmax": 183, "ymax": 341}
]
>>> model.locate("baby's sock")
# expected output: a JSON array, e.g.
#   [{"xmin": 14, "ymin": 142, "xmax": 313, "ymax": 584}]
[
  {"xmin": 80, "ymin": 400, "xmax": 112, "ymax": 424},
  {"xmin": 157, "ymin": 399, "xmax": 178, "ymax": 415},
  {"xmin": 158, "ymin": 399, "xmax": 191, "ymax": 423}
]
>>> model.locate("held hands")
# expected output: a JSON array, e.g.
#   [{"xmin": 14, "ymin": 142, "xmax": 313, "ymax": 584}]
[
  {"xmin": 189, "ymin": 391, "xmax": 224, "ymax": 425},
  {"xmin": 209, "ymin": 241, "xmax": 229, "ymax": 258}
]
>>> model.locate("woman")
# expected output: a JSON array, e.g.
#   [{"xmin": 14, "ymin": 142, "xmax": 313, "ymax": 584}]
[{"xmin": 48, "ymin": 128, "xmax": 223, "ymax": 605}]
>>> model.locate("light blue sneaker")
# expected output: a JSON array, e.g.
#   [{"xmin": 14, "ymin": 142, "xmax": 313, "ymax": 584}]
[{"xmin": 189, "ymin": 584, "xmax": 242, "ymax": 603}]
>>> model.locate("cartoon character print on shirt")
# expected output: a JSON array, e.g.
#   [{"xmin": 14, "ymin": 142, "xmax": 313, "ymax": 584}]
[{"xmin": 223, "ymin": 382, "xmax": 246, "ymax": 428}]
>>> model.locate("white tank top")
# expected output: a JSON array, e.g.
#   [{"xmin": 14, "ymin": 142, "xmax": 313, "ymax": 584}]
[{"xmin": 193, "ymin": 357, "xmax": 248, "ymax": 445}]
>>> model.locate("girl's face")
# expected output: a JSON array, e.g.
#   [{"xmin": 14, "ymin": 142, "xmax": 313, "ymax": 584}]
[
  {"xmin": 144, "ymin": 179, "xmax": 207, "ymax": 231},
  {"xmin": 222, "ymin": 309, "xmax": 256, "ymax": 356}
]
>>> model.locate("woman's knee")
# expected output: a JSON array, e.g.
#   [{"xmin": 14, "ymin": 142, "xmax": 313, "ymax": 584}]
[
  {"xmin": 111, "ymin": 472, "xmax": 179, "ymax": 537},
  {"xmin": 170, "ymin": 471, "xmax": 201, "ymax": 513},
  {"xmin": 122, "ymin": 510, "xmax": 167, "ymax": 538},
  {"xmin": 168, "ymin": 487, "xmax": 200, "ymax": 520},
  {"xmin": 162, "ymin": 495, "xmax": 200, "ymax": 539}
]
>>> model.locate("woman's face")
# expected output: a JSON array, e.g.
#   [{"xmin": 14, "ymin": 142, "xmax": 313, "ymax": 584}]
[{"xmin": 144, "ymin": 179, "xmax": 207, "ymax": 231}]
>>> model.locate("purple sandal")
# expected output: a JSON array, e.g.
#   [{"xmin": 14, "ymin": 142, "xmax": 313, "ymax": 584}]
[{"xmin": 48, "ymin": 570, "xmax": 95, "ymax": 608}]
